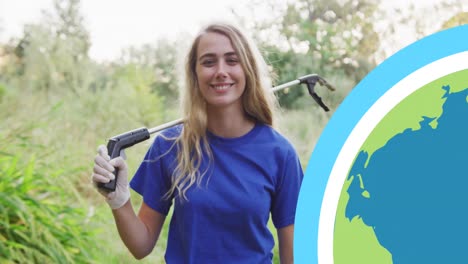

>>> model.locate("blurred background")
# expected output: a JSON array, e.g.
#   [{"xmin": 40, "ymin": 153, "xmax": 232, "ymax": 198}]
[{"xmin": 0, "ymin": 0, "xmax": 466, "ymax": 263}]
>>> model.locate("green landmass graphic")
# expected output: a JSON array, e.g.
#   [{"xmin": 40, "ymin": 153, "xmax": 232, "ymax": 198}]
[
  {"xmin": 333, "ymin": 177, "xmax": 392, "ymax": 263},
  {"xmin": 361, "ymin": 69, "xmax": 468, "ymax": 162},
  {"xmin": 333, "ymin": 69, "xmax": 468, "ymax": 263}
]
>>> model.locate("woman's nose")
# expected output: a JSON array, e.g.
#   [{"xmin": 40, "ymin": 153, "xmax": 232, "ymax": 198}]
[{"xmin": 215, "ymin": 62, "xmax": 228, "ymax": 78}]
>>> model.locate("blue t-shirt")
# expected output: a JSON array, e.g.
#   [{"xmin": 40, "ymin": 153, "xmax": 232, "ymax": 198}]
[{"xmin": 130, "ymin": 123, "xmax": 304, "ymax": 263}]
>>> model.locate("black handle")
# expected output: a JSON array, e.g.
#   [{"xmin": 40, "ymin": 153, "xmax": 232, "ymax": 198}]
[{"xmin": 97, "ymin": 127, "xmax": 150, "ymax": 192}]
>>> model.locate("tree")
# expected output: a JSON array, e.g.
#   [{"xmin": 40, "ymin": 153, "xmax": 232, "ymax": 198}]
[
  {"xmin": 118, "ymin": 38, "xmax": 183, "ymax": 101},
  {"xmin": 7, "ymin": 0, "xmax": 94, "ymax": 96},
  {"xmin": 237, "ymin": 0, "xmax": 381, "ymax": 108}
]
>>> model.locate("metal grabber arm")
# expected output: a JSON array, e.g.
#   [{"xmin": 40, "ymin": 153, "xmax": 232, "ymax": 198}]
[{"xmin": 98, "ymin": 74, "xmax": 336, "ymax": 192}]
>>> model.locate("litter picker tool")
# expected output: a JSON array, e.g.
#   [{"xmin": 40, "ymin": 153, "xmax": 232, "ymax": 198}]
[{"xmin": 98, "ymin": 74, "xmax": 335, "ymax": 192}]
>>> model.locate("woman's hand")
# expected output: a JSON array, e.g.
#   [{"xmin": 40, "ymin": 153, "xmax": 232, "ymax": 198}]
[{"xmin": 92, "ymin": 145, "xmax": 130, "ymax": 209}]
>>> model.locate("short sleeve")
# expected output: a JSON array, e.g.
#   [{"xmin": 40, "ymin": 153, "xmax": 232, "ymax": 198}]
[
  {"xmin": 271, "ymin": 149, "xmax": 304, "ymax": 228},
  {"xmin": 129, "ymin": 136, "xmax": 174, "ymax": 215}
]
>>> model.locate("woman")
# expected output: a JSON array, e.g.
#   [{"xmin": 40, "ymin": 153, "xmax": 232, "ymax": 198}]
[{"xmin": 92, "ymin": 22, "xmax": 303, "ymax": 264}]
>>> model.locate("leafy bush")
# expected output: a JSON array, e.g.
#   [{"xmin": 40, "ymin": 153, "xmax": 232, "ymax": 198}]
[{"xmin": 0, "ymin": 151, "xmax": 96, "ymax": 263}]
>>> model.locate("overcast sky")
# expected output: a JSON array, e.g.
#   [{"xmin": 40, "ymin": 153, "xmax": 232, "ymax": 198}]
[{"xmin": 0, "ymin": 0, "xmax": 464, "ymax": 62}]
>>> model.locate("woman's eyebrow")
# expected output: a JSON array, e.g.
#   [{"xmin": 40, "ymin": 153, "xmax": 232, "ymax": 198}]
[
  {"xmin": 199, "ymin": 52, "xmax": 237, "ymax": 60},
  {"xmin": 199, "ymin": 53, "xmax": 216, "ymax": 60}
]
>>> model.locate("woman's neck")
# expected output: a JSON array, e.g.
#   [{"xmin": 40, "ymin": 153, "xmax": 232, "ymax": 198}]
[{"xmin": 206, "ymin": 105, "xmax": 255, "ymax": 138}]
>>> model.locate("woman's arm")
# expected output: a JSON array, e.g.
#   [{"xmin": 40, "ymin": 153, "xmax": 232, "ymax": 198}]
[
  {"xmin": 278, "ymin": 224, "xmax": 294, "ymax": 264},
  {"xmin": 112, "ymin": 201, "xmax": 166, "ymax": 259},
  {"xmin": 93, "ymin": 145, "xmax": 166, "ymax": 260}
]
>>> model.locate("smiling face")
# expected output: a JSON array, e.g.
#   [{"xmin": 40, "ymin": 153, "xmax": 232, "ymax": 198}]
[{"xmin": 195, "ymin": 32, "xmax": 246, "ymax": 111}]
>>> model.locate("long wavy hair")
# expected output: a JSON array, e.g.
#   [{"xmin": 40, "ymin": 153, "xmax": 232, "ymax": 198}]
[{"xmin": 164, "ymin": 22, "xmax": 278, "ymax": 201}]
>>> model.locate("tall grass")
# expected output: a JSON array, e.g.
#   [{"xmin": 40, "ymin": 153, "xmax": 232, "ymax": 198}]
[
  {"xmin": 0, "ymin": 146, "xmax": 95, "ymax": 263},
  {"xmin": 0, "ymin": 80, "xmax": 174, "ymax": 263}
]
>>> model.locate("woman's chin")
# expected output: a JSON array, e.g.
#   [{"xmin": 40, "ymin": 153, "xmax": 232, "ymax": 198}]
[{"xmin": 205, "ymin": 99, "xmax": 242, "ymax": 110}]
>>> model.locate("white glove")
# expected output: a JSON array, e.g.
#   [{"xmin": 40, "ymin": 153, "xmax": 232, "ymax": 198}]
[{"xmin": 92, "ymin": 145, "xmax": 130, "ymax": 210}]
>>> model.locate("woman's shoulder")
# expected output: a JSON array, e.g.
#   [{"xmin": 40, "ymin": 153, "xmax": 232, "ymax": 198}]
[
  {"xmin": 257, "ymin": 123, "xmax": 297, "ymax": 153},
  {"xmin": 159, "ymin": 124, "xmax": 183, "ymax": 139},
  {"xmin": 149, "ymin": 124, "xmax": 182, "ymax": 153}
]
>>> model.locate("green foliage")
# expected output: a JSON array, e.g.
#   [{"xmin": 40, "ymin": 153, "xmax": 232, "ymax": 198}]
[
  {"xmin": 0, "ymin": 79, "xmax": 171, "ymax": 263},
  {"xmin": 7, "ymin": 0, "xmax": 92, "ymax": 96},
  {"xmin": 116, "ymin": 37, "xmax": 186, "ymax": 105},
  {"xmin": 0, "ymin": 88, "xmax": 100, "ymax": 262},
  {"xmin": 241, "ymin": 0, "xmax": 380, "ymax": 108},
  {"xmin": 263, "ymin": 46, "xmax": 310, "ymax": 108},
  {"xmin": 0, "ymin": 150, "xmax": 95, "ymax": 263},
  {"xmin": 287, "ymin": 0, "xmax": 379, "ymax": 80},
  {"xmin": 0, "ymin": 0, "xmax": 174, "ymax": 260}
]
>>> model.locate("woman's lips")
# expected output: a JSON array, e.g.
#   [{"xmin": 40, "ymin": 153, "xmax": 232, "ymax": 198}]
[{"xmin": 210, "ymin": 83, "xmax": 234, "ymax": 91}]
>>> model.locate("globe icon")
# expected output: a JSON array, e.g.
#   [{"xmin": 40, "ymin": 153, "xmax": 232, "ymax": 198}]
[{"xmin": 333, "ymin": 69, "xmax": 468, "ymax": 263}]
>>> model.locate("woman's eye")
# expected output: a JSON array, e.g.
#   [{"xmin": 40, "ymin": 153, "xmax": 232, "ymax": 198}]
[
  {"xmin": 226, "ymin": 58, "xmax": 239, "ymax": 65},
  {"xmin": 201, "ymin": 60, "xmax": 215, "ymax": 66}
]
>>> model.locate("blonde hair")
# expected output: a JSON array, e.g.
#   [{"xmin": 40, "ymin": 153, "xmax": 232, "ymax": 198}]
[{"xmin": 164, "ymin": 22, "xmax": 278, "ymax": 201}]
